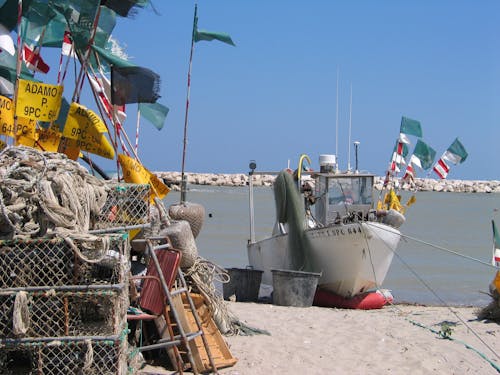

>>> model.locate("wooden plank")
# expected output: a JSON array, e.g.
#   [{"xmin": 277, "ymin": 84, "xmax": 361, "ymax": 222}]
[
  {"xmin": 171, "ymin": 293, "xmax": 205, "ymax": 371},
  {"xmin": 178, "ymin": 293, "xmax": 238, "ymax": 371}
]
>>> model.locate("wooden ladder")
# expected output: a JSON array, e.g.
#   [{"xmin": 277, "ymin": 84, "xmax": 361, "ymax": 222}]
[{"xmin": 138, "ymin": 237, "xmax": 219, "ymax": 375}]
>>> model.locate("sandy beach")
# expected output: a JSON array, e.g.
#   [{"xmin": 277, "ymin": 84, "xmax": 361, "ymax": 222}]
[{"xmin": 140, "ymin": 301, "xmax": 500, "ymax": 375}]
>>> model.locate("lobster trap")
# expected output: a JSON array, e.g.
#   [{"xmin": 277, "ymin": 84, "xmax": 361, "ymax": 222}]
[
  {"xmin": 0, "ymin": 336, "xmax": 127, "ymax": 375},
  {"xmin": 93, "ymin": 183, "xmax": 151, "ymax": 230},
  {"xmin": 0, "ymin": 234, "xmax": 130, "ymax": 289},
  {"xmin": 0, "ymin": 288, "xmax": 127, "ymax": 339}
]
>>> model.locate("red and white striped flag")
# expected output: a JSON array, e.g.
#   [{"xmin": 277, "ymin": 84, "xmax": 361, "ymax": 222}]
[
  {"xmin": 403, "ymin": 154, "xmax": 423, "ymax": 181},
  {"xmin": 433, "ymin": 158, "xmax": 450, "ymax": 179},
  {"xmin": 88, "ymin": 74, "xmax": 127, "ymax": 124},
  {"xmin": 23, "ymin": 44, "xmax": 50, "ymax": 73},
  {"xmin": 403, "ymin": 164, "xmax": 414, "ymax": 181},
  {"xmin": 61, "ymin": 30, "xmax": 75, "ymax": 57}
]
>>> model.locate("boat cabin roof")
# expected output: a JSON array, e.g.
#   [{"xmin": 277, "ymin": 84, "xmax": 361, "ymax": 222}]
[{"xmin": 311, "ymin": 172, "xmax": 375, "ymax": 179}]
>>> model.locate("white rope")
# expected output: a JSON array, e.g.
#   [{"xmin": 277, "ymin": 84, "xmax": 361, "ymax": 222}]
[
  {"xmin": 63, "ymin": 235, "xmax": 111, "ymax": 264},
  {"xmin": 82, "ymin": 339, "xmax": 94, "ymax": 372},
  {"xmin": 12, "ymin": 291, "xmax": 30, "ymax": 336},
  {"xmin": 0, "ymin": 146, "xmax": 109, "ymax": 239},
  {"xmin": 184, "ymin": 257, "xmax": 240, "ymax": 334}
]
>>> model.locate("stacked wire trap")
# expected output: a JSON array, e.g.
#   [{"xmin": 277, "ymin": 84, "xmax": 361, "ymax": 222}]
[{"xmin": 0, "ymin": 231, "xmax": 131, "ymax": 374}]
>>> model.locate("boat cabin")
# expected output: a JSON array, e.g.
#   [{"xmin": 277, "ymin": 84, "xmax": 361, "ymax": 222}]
[{"xmin": 313, "ymin": 173, "xmax": 374, "ymax": 225}]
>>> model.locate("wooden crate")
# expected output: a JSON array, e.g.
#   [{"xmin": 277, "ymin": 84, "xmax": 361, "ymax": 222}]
[{"xmin": 170, "ymin": 292, "xmax": 237, "ymax": 372}]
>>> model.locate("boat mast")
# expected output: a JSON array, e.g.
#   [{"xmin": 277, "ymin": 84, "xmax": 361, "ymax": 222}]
[
  {"xmin": 335, "ymin": 67, "xmax": 339, "ymax": 172},
  {"xmin": 180, "ymin": 4, "xmax": 198, "ymax": 203},
  {"xmin": 347, "ymin": 83, "xmax": 352, "ymax": 172}
]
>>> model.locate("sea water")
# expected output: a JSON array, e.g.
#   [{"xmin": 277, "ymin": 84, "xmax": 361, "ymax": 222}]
[{"xmin": 163, "ymin": 186, "xmax": 500, "ymax": 306}]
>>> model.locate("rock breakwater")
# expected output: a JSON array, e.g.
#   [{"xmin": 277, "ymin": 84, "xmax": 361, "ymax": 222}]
[{"xmin": 156, "ymin": 171, "xmax": 500, "ymax": 194}]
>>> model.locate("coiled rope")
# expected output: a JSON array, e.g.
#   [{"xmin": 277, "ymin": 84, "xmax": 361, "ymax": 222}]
[{"xmin": 0, "ymin": 146, "xmax": 108, "ymax": 240}]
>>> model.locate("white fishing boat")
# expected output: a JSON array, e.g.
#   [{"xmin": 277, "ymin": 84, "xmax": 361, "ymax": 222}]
[{"xmin": 247, "ymin": 153, "xmax": 404, "ymax": 298}]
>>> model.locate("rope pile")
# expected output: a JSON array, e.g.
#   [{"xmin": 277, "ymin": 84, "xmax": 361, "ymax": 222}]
[{"xmin": 0, "ymin": 146, "xmax": 109, "ymax": 240}]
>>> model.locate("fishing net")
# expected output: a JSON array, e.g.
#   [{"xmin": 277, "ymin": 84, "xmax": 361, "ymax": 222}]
[
  {"xmin": 184, "ymin": 258, "xmax": 269, "ymax": 336},
  {"xmin": 273, "ymin": 170, "xmax": 315, "ymax": 272}
]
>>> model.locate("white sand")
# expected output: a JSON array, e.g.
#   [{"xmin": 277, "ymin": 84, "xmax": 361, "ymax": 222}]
[
  {"xmin": 219, "ymin": 302, "xmax": 500, "ymax": 375},
  {"xmin": 140, "ymin": 302, "xmax": 500, "ymax": 374}
]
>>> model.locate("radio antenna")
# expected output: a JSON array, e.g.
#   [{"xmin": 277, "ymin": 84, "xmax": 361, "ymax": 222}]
[
  {"xmin": 347, "ymin": 83, "xmax": 352, "ymax": 172},
  {"xmin": 335, "ymin": 67, "xmax": 339, "ymax": 172}
]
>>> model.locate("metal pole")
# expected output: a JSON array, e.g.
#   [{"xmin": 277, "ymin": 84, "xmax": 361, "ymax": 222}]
[
  {"xmin": 249, "ymin": 164, "xmax": 255, "ymax": 244},
  {"xmin": 180, "ymin": 4, "xmax": 198, "ymax": 203},
  {"xmin": 354, "ymin": 141, "xmax": 360, "ymax": 173}
]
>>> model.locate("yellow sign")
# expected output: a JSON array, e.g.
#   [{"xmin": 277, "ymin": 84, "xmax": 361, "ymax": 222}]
[
  {"xmin": 16, "ymin": 79, "xmax": 63, "ymax": 122},
  {"xmin": 16, "ymin": 133, "xmax": 37, "ymax": 148},
  {"xmin": 0, "ymin": 95, "xmax": 14, "ymax": 136},
  {"xmin": 0, "ymin": 94, "xmax": 37, "ymax": 139},
  {"xmin": 118, "ymin": 153, "xmax": 170, "ymax": 203},
  {"xmin": 58, "ymin": 138, "xmax": 81, "ymax": 160},
  {"xmin": 15, "ymin": 117, "xmax": 37, "ymax": 141},
  {"xmin": 63, "ymin": 102, "xmax": 114, "ymax": 159},
  {"xmin": 36, "ymin": 127, "xmax": 62, "ymax": 152},
  {"xmin": 63, "ymin": 102, "xmax": 107, "ymax": 140}
]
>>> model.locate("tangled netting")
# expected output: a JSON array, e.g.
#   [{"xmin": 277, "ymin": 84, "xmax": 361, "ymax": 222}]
[
  {"xmin": 0, "ymin": 146, "xmax": 109, "ymax": 240},
  {"xmin": 185, "ymin": 257, "xmax": 269, "ymax": 336}
]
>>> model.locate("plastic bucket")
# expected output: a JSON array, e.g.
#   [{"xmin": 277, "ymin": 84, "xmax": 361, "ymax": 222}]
[
  {"xmin": 271, "ymin": 269, "xmax": 321, "ymax": 307},
  {"xmin": 223, "ymin": 268, "xmax": 263, "ymax": 302}
]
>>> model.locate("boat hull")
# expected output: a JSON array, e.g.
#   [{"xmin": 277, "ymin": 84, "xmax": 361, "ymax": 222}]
[{"xmin": 247, "ymin": 221, "xmax": 400, "ymax": 298}]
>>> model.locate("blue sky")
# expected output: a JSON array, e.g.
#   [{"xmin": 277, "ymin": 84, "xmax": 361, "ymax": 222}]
[{"xmin": 26, "ymin": 1, "xmax": 500, "ymax": 180}]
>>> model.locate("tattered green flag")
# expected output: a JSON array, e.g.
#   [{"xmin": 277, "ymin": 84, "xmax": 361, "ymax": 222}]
[
  {"xmin": 139, "ymin": 102, "xmax": 169, "ymax": 130},
  {"xmin": 21, "ymin": 1, "xmax": 62, "ymax": 47},
  {"xmin": 444, "ymin": 138, "xmax": 468, "ymax": 164},
  {"xmin": 50, "ymin": 0, "xmax": 98, "ymax": 49},
  {"xmin": 194, "ymin": 29, "xmax": 235, "ymax": 46},
  {"xmin": 412, "ymin": 139, "xmax": 436, "ymax": 170},
  {"xmin": 0, "ymin": 49, "xmax": 35, "ymax": 84},
  {"xmin": 400, "ymin": 116, "xmax": 422, "ymax": 138},
  {"xmin": 193, "ymin": 6, "xmax": 235, "ymax": 46},
  {"xmin": 91, "ymin": 44, "xmax": 133, "ymax": 68}
]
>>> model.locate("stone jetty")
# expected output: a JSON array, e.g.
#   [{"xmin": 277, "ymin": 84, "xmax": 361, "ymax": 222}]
[{"xmin": 156, "ymin": 171, "xmax": 500, "ymax": 193}]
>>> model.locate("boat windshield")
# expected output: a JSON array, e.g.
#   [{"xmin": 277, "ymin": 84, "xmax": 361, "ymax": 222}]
[{"xmin": 327, "ymin": 176, "xmax": 373, "ymax": 206}]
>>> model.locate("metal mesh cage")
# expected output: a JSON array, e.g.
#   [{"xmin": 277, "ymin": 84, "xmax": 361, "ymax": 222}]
[
  {"xmin": 0, "ymin": 337, "xmax": 127, "ymax": 375},
  {"xmin": 93, "ymin": 183, "xmax": 151, "ymax": 229},
  {"xmin": 0, "ymin": 289, "xmax": 127, "ymax": 339},
  {"xmin": 0, "ymin": 234, "xmax": 130, "ymax": 289}
]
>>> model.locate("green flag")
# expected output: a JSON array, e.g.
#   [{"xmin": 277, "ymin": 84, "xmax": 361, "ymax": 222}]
[
  {"xmin": 444, "ymin": 138, "xmax": 468, "ymax": 164},
  {"xmin": 50, "ymin": 0, "xmax": 103, "ymax": 53},
  {"xmin": 412, "ymin": 139, "xmax": 436, "ymax": 170},
  {"xmin": 0, "ymin": 49, "xmax": 35, "ymax": 84},
  {"xmin": 21, "ymin": 1, "xmax": 60, "ymax": 46},
  {"xmin": 400, "ymin": 116, "xmax": 422, "ymax": 138},
  {"xmin": 139, "ymin": 102, "xmax": 169, "ymax": 130},
  {"xmin": 195, "ymin": 29, "xmax": 235, "ymax": 46},
  {"xmin": 0, "ymin": 0, "xmax": 33, "ymax": 31},
  {"xmin": 91, "ymin": 44, "xmax": 133, "ymax": 69},
  {"xmin": 193, "ymin": 7, "xmax": 235, "ymax": 46}
]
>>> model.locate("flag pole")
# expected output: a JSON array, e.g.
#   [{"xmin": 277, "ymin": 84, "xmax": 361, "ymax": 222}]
[
  {"xmin": 180, "ymin": 4, "xmax": 197, "ymax": 203},
  {"xmin": 13, "ymin": 0, "xmax": 24, "ymax": 145}
]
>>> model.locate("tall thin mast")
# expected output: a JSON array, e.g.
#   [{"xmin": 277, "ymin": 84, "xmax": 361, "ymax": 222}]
[
  {"xmin": 180, "ymin": 4, "xmax": 198, "ymax": 203},
  {"xmin": 335, "ymin": 67, "xmax": 339, "ymax": 172},
  {"xmin": 347, "ymin": 83, "xmax": 352, "ymax": 172}
]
